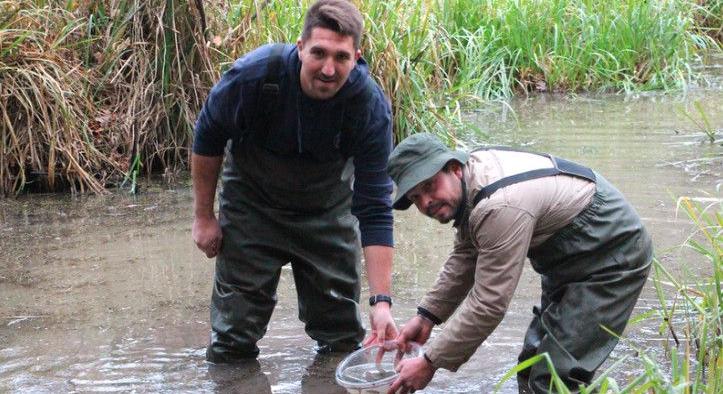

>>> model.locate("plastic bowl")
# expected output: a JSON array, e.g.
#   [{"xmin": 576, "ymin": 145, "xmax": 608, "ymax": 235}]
[{"xmin": 335, "ymin": 342, "xmax": 422, "ymax": 394}]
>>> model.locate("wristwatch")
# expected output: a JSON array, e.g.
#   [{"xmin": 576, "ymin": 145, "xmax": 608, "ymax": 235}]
[{"xmin": 368, "ymin": 294, "xmax": 393, "ymax": 307}]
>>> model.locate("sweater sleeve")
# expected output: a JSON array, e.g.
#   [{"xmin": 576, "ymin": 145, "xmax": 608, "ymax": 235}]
[
  {"xmin": 350, "ymin": 84, "xmax": 394, "ymax": 247},
  {"xmin": 192, "ymin": 64, "xmax": 247, "ymax": 156}
]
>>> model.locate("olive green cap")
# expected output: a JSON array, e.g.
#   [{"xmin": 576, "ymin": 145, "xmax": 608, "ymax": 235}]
[{"xmin": 387, "ymin": 133, "xmax": 469, "ymax": 210}]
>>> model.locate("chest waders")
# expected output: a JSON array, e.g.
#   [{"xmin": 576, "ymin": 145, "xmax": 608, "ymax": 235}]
[
  {"xmin": 471, "ymin": 148, "xmax": 653, "ymax": 393},
  {"xmin": 207, "ymin": 47, "xmax": 365, "ymax": 363}
]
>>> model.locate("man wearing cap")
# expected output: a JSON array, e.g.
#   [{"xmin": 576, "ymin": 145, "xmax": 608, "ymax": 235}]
[{"xmin": 386, "ymin": 133, "xmax": 652, "ymax": 393}]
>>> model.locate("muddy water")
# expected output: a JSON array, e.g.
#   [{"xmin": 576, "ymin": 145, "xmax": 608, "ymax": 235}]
[{"xmin": 1, "ymin": 71, "xmax": 721, "ymax": 392}]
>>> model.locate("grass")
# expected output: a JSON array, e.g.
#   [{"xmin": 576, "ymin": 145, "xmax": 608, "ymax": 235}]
[
  {"xmin": 623, "ymin": 195, "xmax": 722, "ymax": 393},
  {"xmin": 146, "ymin": 0, "xmax": 723, "ymax": 144},
  {"xmin": 678, "ymin": 100, "xmax": 722, "ymax": 144},
  {"xmin": 0, "ymin": 0, "xmax": 214, "ymax": 195},
  {"xmin": 0, "ymin": 0, "xmax": 721, "ymax": 194},
  {"xmin": 497, "ymin": 192, "xmax": 722, "ymax": 393},
  {"xmin": 692, "ymin": 0, "xmax": 722, "ymax": 43}
]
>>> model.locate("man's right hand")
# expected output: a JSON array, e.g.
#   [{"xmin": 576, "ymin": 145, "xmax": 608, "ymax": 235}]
[
  {"xmin": 395, "ymin": 315, "xmax": 434, "ymax": 353},
  {"xmin": 193, "ymin": 216, "xmax": 222, "ymax": 258}
]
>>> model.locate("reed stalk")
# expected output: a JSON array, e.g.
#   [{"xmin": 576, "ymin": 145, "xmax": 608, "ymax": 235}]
[
  {"xmin": 496, "ymin": 193, "xmax": 721, "ymax": 392},
  {"xmin": 0, "ymin": 0, "xmax": 214, "ymax": 194},
  {"xmin": 0, "ymin": 0, "xmax": 718, "ymax": 194}
]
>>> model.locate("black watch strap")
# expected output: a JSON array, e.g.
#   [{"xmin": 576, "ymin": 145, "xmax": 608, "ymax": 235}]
[
  {"xmin": 369, "ymin": 294, "xmax": 393, "ymax": 306},
  {"xmin": 417, "ymin": 306, "xmax": 442, "ymax": 325}
]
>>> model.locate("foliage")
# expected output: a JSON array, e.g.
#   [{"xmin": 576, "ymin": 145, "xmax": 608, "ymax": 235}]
[
  {"xmin": 0, "ymin": 0, "xmax": 214, "ymax": 194},
  {"xmin": 692, "ymin": 0, "xmax": 722, "ymax": 43},
  {"xmin": 498, "ymin": 193, "xmax": 722, "ymax": 393},
  {"xmin": 678, "ymin": 100, "xmax": 722, "ymax": 144},
  {"xmin": 0, "ymin": 0, "xmax": 719, "ymax": 193},
  {"xmin": 626, "ymin": 195, "xmax": 722, "ymax": 393}
]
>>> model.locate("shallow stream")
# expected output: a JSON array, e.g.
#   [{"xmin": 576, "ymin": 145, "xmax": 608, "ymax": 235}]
[{"xmin": 1, "ymin": 58, "xmax": 721, "ymax": 392}]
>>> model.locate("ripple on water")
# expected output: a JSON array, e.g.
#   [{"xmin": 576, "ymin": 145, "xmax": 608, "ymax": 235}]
[{"xmin": 1, "ymin": 75, "xmax": 721, "ymax": 392}]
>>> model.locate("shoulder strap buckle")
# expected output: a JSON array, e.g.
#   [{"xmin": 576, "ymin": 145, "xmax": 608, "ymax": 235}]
[{"xmin": 261, "ymin": 83, "xmax": 279, "ymax": 95}]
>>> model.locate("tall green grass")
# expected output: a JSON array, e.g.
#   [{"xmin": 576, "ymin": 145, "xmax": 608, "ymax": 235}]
[
  {"xmin": 647, "ymin": 195, "xmax": 722, "ymax": 393},
  {"xmin": 497, "ymin": 193, "xmax": 722, "ymax": 393},
  {"xmin": 693, "ymin": 0, "xmax": 722, "ymax": 43},
  {"xmin": 0, "ymin": 0, "xmax": 719, "ymax": 193},
  {"xmin": 213, "ymin": 0, "xmax": 719, "ymax": 141},
  {"xmin": 678, "ymin": 100, "xmax": 722, "ymax": 144},
  {"xmin": 212, "ymin": 0, "xmax": 719, "ymax": 140}
]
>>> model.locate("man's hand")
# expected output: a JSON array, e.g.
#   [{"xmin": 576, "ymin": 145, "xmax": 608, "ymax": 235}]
[
  {"xmin": 192, "ymin": 216, "xmax": 222, "ymax": 258},
  {"xmin": 191, "ymin": 153, "xmax": 223, "ymax": 258},
  {"xmin": 361, "ymin": 245, "xmax": 396, "ymax": 347},
  {"xmin": 363, "ymin": 302, "xmax": 398, "ymax": 347},
  {"xmin": 387, "ymin": 355, "xmax": 436, "ymax": 394},
  {"xmin": 395, "ymin": 315, "xmax": 434, "ymax": 353}
]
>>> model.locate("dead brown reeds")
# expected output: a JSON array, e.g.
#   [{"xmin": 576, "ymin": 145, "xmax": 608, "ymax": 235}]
[
  {"xmin": 0, "ymin": 0, "xmax": 215, "ymax": 195},
  {"xmin": 1, "ymin": 0, "xmax": 719, "ymax": 195}
]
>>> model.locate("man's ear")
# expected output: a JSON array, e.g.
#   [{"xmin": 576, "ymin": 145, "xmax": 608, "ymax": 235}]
[
  {"xmin": 451, "ymin": 161, "xmax": 463, "ymax": 179},
  {"xmin": 354, "ymin": 48, "xmax": 361, "ymax": 61},
  {"xmin": 297, "ymin": 38, "xmax": 304, "ymax": 57}
]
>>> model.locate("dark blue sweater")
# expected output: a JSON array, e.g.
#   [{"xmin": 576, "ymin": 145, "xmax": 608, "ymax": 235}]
[{"xmin": 193, "ymin": 44, "xmax": 394, "ymax": 247}]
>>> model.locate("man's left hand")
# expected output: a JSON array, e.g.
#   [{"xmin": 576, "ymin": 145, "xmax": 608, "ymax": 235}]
[
  {"xmin": 363, "ymin": 302, "xmax": 398, "ymax": 347},
  {"xmin": 388, "ymin": 355, "xmax": 436, "ymax": 393}
]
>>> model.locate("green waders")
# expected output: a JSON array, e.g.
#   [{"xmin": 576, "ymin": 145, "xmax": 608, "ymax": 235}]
[
  {"xmin": 519, "ymin": 173, "xmax": 653, "ymax": 392},
  {"xmin": 206, "ymin": 141, "xmax": 364, "ymax": 363}
]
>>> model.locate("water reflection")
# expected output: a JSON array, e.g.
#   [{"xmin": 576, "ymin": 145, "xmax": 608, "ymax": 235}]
[
  {"xmin": 299, "ymin": 354, "xmax": 349, "ymax": 394},
  {"xmin": 208, "ymin": 361, "xmax": 272, "ymax": 394}
]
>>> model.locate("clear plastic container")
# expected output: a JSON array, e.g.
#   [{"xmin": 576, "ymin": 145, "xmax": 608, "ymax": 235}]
[{"xmin": 335, "ymin": 342, "xmax": 422, "ymax": 394}]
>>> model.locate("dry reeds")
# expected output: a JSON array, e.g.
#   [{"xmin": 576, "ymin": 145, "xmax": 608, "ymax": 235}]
[
  {"xmin": 1, "ymin": 2, "xmax": 107, "ymax": 193},
  {"xmin": 0, "ymin": 0, "xmax": 214, "ymax": 195},
  {"xmin": 0, "ymin": 0, "xmax": 719, "ymax": 194}
]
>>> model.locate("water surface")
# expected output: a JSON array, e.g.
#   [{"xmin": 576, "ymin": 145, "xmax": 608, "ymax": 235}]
[{"xmin": 1, "ymin": 64, "xmax": 721, "ymax": 392}]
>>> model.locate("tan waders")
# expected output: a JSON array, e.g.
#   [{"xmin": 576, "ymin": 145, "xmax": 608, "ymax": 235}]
[
  {"xmin": 519, "ymin": 173, "xmax": 653, "ymax": 392},
  {"xmin": 207, "ymin": 141, "xmax": 364, "ymax": 363}
]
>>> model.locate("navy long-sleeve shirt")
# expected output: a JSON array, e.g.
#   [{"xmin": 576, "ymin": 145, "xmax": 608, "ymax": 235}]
[{"xmin": 193, "ymin": 44, "xmax": 394, "ymax": 247}]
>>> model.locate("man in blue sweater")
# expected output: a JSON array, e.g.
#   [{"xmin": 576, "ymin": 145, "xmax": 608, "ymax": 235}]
[{"xmin": 191, "ymin": 0, "xmax": 397, "ymax": 363}]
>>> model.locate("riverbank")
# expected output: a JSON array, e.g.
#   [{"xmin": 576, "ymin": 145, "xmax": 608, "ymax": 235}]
[{"xmin": 1, "ymin": 0, "xmax": 720, "ymax": 194}]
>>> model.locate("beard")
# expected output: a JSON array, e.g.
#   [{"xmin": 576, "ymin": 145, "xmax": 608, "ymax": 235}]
[{"xmin": 426, "ymin": 202, "xmax": 457, "ymax": 224}]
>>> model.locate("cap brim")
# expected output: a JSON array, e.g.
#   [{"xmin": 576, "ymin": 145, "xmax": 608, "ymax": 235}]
[{"xmin": 392, "ymin": 150, "xmax": 469, "ymax": 210}]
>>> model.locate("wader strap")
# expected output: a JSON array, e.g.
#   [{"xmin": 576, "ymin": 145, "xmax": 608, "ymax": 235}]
[
  {"xmin": 472, "ymin": 152, "xmax": 596, "ymax": 206},
  {"xmin": 472, "ymin": 145, "xmax": 547, "ymax": 155},
  {"xmin": 261, "ymin": 44, "xmax": 285, "ymax": 96},
  {"xmin": 252, "ymin": 44, "xmax": 286, "ymax": 141},
  {"xmin": 245, "ymin": 44, "xmax": 373, "ymax": 162}
]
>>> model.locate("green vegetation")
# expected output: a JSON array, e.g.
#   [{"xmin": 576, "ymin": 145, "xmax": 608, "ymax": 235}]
[
  {"xmin": 497, "ymin": 193, "xmax": 722, "ymax": 393},
  {"xmin": 1, "ymin": 0, "xmax": 721, "ymax": 194},
  {"xmin": 646, "ymin": 195, "xmax": 723, "ymax": 393},
  {"xmin": 679, "ymin": 100, "xmax": 722, "ymax": 144},
  {"xmin": 693, "ymin": 0, "xmax": 722, "ymax": 43}
]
